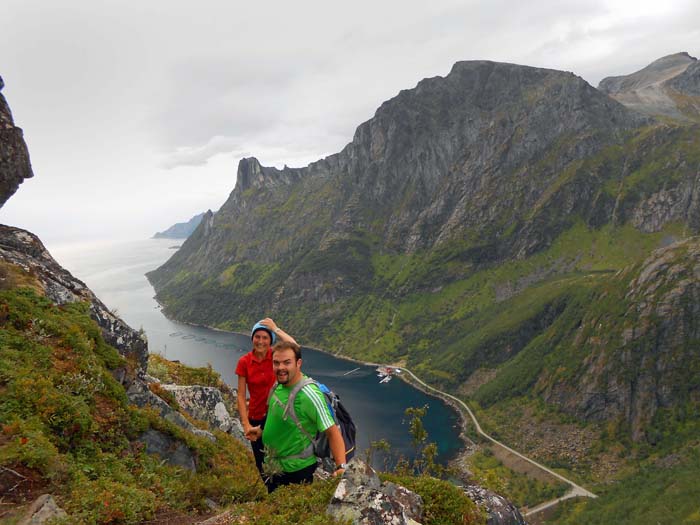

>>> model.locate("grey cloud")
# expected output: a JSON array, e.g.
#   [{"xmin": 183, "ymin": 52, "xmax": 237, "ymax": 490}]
[{"xmin": 160, "ymin": 136, "xmax": 245, "ymax": 170}]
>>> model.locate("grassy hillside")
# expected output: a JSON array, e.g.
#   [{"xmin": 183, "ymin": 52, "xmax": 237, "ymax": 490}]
[{"xmin": 0, "ymin": 283, "xmax": 264, "ymax": 523}]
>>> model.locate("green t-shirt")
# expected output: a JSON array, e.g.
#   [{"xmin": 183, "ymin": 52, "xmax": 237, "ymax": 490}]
[{"xmin": 262, "ymin": 376, "xmax": 335, "ymax": 472}]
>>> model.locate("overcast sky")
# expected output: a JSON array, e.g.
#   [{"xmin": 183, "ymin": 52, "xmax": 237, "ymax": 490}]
[{"xmin": 1, "ymin": 0, "xmax": 698, "ymax": 244}]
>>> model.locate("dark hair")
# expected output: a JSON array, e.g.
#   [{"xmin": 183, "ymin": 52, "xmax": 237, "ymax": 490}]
[{"xmin": 272, "ymin": 340, "xmax": 302, "ymax": 360}]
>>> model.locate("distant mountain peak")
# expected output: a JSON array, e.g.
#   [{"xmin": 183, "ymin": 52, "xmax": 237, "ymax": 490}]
[
  {"xmin": 153, "ymin": 212, "xmax": 207, "ymax": 239},
  {"xmin": 598, "ymin": 52, "xmax": 700, "ymax": 120}
]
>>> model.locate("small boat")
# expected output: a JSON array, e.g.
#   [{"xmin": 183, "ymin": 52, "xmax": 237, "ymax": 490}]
[{"xmin": 377, "ymin": 366, "xmax": 395, "ymax": 383}]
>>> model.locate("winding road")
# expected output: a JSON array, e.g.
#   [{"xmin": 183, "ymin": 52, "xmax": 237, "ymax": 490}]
[{"xmin": 394, "ymin": 366, "xmax": 597, "ymax": 516}]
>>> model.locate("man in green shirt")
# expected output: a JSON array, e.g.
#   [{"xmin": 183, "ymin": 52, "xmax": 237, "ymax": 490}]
[{"xmin": 251, "ymin": 338, "xmax": 347, "ymax": 492}]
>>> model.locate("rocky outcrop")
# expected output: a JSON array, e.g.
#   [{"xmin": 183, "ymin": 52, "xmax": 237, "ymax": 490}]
[
  {"xmin": 153, "ymin": 211, "xmax": 207, "ymax": 239},
  {"xmin": 0, "ymin": 76, "xmax": 33, "ymax": 208},
  {"xmin": 463, "ymin": 485, "xmax": 525, "ymax": 525},
  {"xmin": 126, "ymin": 380, "xmax": 214, "ymax": 440},
  {"xmin": 0, "ymin": 229, "xmax": 226, "ymax": 470},
  {"xmin": 161, "ymin": 384, "xmax": 246, "ymax": 443},
  {"xmin": 599, "ymin": 52, "xmax": 700, "ymax": 120},
  {"xmin": 326, "ymin": 460, "xmax": 424, "ymax": 525},
  {"xmin": 631, "ymin": 173, "xmax": 700, "ymax": 233}
]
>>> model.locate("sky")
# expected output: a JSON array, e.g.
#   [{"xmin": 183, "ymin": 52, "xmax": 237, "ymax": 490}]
[{"xmin": 1, "ymin": 0, "xmax": 699, "ymax": 244}]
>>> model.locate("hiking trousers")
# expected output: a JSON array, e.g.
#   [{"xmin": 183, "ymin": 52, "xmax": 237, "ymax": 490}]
[{"xmin": 265, "ymin": 462, "xmax": 317, "ymax": 493}]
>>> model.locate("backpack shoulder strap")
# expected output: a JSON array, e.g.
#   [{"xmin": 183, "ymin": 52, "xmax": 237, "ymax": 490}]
[
  {"xmin": 267, "ymin": 381, "xmax": 287, "ymax": 413},
  {"xmin": 282, "ymin": 377, "xmax": 316, "ymax": 440}
]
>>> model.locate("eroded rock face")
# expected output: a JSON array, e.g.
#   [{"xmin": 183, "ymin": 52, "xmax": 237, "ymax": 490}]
[
  {"xmin": 0, "ymin": 76, "xmax": 34, "ymax": 208},
  {"xmin": 542, "ymin": 238, "xmax": 700, "ymax": 441},
  {"xmin": 631, "ymin": 175, "xmax": 700, "ymax": 233},
  {"xmin": 463, "ymin": 485, "xmax": 526, "ymax": 525},
  {"xmin": 326, "ymin": 459, "xmax": 424, "ymax": 525}
]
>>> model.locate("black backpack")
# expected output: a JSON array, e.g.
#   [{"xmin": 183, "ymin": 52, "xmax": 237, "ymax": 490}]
[{"xmin": 268, "ymin": 377, "xmax": 356, "ymax": 462}]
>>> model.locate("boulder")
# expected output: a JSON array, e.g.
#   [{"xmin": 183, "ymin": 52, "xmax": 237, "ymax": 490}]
[
  {"xmin": 463, "ymin": 484, "xmax": 526, "ymax": 525},
  {"xmin": 327, "ymin": 459, "xmax": 423, "ymax": 525},
  {"xmin": 137, "ymin": 429, "xmax": 197, "ymax": 471}
]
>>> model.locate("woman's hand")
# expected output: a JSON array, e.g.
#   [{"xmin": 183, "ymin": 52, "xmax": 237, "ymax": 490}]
[
  {"xmin": 245, "ymin": 425, "xmax": 262, "ymax": 441},
  {"xmin": 260, "ymin": 318, "xmax": 278, "ymax": 333}
]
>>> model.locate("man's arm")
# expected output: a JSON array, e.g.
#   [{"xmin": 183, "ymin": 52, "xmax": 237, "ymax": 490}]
[{"xmin": 324, "ymin": 424, "xmax": 347, "ymax": 476}]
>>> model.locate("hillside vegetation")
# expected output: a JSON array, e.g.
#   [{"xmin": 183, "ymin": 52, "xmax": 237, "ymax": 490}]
[{"xmin": 0, "ymin": 281, "xmax": 264, "ymax": 523}]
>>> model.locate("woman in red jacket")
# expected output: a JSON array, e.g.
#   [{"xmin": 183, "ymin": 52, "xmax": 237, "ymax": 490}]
[{"xmin": 235, "ymin": 318, "xmax": 295, "ymax": 476}]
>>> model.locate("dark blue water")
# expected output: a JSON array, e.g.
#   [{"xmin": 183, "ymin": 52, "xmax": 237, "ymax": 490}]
[{"xmin": 49, "ymin": 239, "xmax": 463, "ymax": 467}]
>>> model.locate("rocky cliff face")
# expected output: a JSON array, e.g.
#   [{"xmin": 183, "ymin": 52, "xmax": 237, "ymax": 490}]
[
  {"xmin": 598, "ymin": 52, "xmax": 700, "ymax": 120},
  {"xmin": 0, "ymin": 76, "xmax": 33, "ymax": 208},
  {"xmin": 149, "ymin": 60, "xmax": 651, "ymax": 328},
  {"xmin": 539, "ymin": 237, "xmax": 700, "ymax": 442}
]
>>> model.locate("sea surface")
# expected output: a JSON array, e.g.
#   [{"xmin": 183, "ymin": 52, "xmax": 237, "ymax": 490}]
[{"xmin": 48, "ymin": 238, "xmax": 463, "ymax": 466}]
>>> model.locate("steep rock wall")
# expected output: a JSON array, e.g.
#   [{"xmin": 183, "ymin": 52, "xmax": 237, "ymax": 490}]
[{"xmin": 0, "ymin": 76, "xmax": 33, "ymax": 208}]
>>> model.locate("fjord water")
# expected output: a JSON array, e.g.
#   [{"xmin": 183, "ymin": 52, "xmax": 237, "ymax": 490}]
[{"xmin": 48, "ymin": 238, "xmax": 462, "ymax": 465}]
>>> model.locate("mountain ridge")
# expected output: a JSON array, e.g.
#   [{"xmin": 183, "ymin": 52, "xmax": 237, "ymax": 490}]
[{"xmin": 148, "ymin": 58, "xmax": 651, "ymax": 324}]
